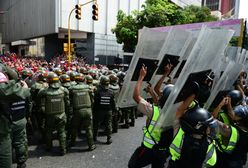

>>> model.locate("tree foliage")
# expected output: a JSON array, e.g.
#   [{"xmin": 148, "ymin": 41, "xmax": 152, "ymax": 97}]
[{"xmin": 112, "ymin": 0, "xmax": 218, "ymax": 52}]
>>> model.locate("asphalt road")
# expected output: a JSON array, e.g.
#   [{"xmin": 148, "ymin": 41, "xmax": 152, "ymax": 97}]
[{"xmin": 25, "ymin": 117, "xmax": 146, "ymax": 168}]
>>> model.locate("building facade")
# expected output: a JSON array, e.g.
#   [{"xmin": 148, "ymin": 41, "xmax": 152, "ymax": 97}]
[
  {"xmin": 202, "ymin": 0, "xmax": 240, "ymax": 19},
  {"xmin": 0, "ymin": 0, "xmax": 201, "ymax": 64}
]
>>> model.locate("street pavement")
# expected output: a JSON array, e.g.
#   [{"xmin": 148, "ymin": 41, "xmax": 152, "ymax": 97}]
[{"xmin": 25, "ymin": 117, "xmax": 147, "ymax": 168}]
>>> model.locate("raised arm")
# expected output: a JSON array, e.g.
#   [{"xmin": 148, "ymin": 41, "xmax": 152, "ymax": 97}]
[
  {"xmin": 133, "ymin": 65, "xmax": 147, "ymax": 104},
  {"xmin": 154, "ymin": 64, "xmax": 172, "ymax": 98}
]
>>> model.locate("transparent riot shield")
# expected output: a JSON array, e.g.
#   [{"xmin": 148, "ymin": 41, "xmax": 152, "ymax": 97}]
[
  {"xmin": 155, "ymin": 27, "xmax": 234, "ymax": 129},
  {"xmin": 149, "ymin": 28, "xmax": 193, "ymax": 88},
  {"xmin": 239, "ymin": 49, "xmax": 247, "ymax": 64},
  {"xmin": 117, "ymin": 27, "xmax": 169, "ymax": 108},
  {"xmin": 225, "ymin": 46, "xmax": 239, "ymax": 61},
  {"xmin": 204, "ymin": 61, "xmax": 243, "ymax": 110}
]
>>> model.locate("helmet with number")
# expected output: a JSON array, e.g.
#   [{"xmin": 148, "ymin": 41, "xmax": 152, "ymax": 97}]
[
  {"xmin": 46, "ymin": 72, "xmax": 59, "ymax": 83},
  {"xmin": 21, "ymin": 69, "xmax": 33, "ymax": 78},
  {"xmin": 37, "ymin": 70, "xmax": 48, "ymax": 82},
  {"xmin": 60, "ymin": 74, "xmax": 70, "ymax": 83},
  {"xmin": 53, "ymin": 68, "xmax": 62, "ymax": 76},
  {"xmin": 159, "ymin": 84, "xmax": 174, "ymax": 108},
  {"xmin": 0, "ymin": 72, "xmax": 9, "ymax": 83},
  {"xmin": 75, "ymin": 73, "xmax": 85, "ymax": 82},
  {"xmin": 180, "ymin": 107, "xmax": 216, "ymax": 136},
  {"xmin": 100, "ymin": 75, "xmax": 110, "ymax": 86},
  {"xmin": 79, "ymin": 67, "xmax": 88, "ymax": 75},
  {"xmin": 85, "ymin": 75, "xmax": 93, "ymax": 85},
  {"xmin": 109, "ymin": 74, "xmax": 118, "ymax": 85},
  {"xmin": 227, "ymin": 90, "xmax": 243, "ymax": 107}
]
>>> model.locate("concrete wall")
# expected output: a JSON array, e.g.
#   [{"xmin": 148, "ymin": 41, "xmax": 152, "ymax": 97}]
[{"xmin": 0, "ymin": 0, "xmax": 56, "ymax": 43}]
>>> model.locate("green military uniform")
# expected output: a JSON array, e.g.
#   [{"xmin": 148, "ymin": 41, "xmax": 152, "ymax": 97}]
[
  {"xmin": 30, "ymin": 80, "xmax": 48, "ymax": 139},
  {"xmin": 60, "ymin": 74, "xmax": 73, "ymax": 143},
  {"xmin": 69, "ymin": 81, "xmax": 95, "ymax": 150},
  {"xmin": 0, "ymin": 78, "xmax": 30, "ymax": 168},
  {"xmin": 38, "ymin": 73, "xmax": 70, "ymax": 155},
  {"xmin": 109, "ymin": 81, "xmax": 120, "ymax": 133}
]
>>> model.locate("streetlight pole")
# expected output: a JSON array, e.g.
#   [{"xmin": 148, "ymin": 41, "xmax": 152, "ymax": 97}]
[{"xmin": 67, "ymin": 0, "xmax": 97, "ymax": 64}]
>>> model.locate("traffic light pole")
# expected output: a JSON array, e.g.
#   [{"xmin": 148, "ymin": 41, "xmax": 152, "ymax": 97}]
[
  {"xmin": 68, "ymin": 8, "xmax": 75, "ymax": 64},
  {"xmin": 67, "ymin": 0, "xmax": 97, "ymax": 64}
]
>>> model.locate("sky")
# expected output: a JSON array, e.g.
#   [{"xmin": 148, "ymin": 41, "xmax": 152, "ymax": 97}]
[{"xmin": 239, "ymin": 0, "xmax": 248, "ymax": 19}]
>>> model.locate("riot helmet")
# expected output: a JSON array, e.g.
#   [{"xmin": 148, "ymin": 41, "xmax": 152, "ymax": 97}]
[
  {"xmin": 46, "ymin": 72, "xmax": 59, "ymax": 83},
  {"xmin": 180, "ymin": 107, "xmax": 217, "ymax": 136},
  {"xmin": 37, "ymin": 70, "xmax": 48, "ymax": 82},
  {"xmin": 75, "ymin": 73, "xmax": 85, "ymax": 82},
  {"xmin": 53, "ymin": 68, "xmax": 62, "ymax": 76},
  {"xmin": 109, "ymin": 74, "xmax": 118, "ymax": 85},
  {"xmin": 100, "ymin": 75, "xmax": 110, "ymax": 86},
  {"xmin": 67, "ymin": 71, "xmax": 77, "ymax": 81},
  {"xmin": 85, "ymin": 75, "xmax": 93, "ymax": 85},
  {"xmin": 227, "ymin": 90, "xmax": 243, "ymax": 107},
  {"xmin": 21, "ymin": 69, "xmax": 33, "ymax": 79},
  {"xmin": 79, "ymin": 67, "xmax": 88, "ymax": 75},
  {"xmin": 60, "ymin": 74, "xmax": 70, "ymax": 83}
]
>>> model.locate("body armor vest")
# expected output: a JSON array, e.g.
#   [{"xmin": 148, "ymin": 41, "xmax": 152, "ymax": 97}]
[
  {"xmin": 109, "ymin": 84, "xmax": 120, "ymax": 102},
  {"xmin": 44, "ymin": 87, "xmax": 65, "ymax": 115},
  {"xmin": 98, "ymin": 88, "xmax": 112, "ymax": 110},
  {"xmin": 71, "ymin": 84, "xmax": 91, "ymax": 109},
  {"xmin": 0, "ymin": 97, "xmax": 27, "ymax": 122}
]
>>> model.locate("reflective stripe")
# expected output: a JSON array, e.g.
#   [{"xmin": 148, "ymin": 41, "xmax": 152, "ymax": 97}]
[
  {"xmin": 150, "ymin": 120, "xmax": 156, "ymax": 126},
  {"xmin": 169, "ymin": 128, "xmax": 184, "ymax": 161},
  {"xmin": 223, "ymin": 126, "xmax": 239, "ymax": 153},
  {"xmin": 143, "ymin": 136, "xmax": 156, "ymax": 145},
  {"xmin": 143, "ymin": 105, "xmax": 161, "ymax": 149},
  {"xmin": 204, "ymin": 142, "xmax": 217, "ymax": 167},
  {"xmin": 170, "ymin": 128, "xmax": 216, "ymax": 167}
]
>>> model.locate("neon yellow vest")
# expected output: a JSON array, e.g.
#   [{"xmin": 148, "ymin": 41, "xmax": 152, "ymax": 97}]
[
  {"xmin": 169, "ymin": 128, "xmax": 217, "ymax": 167},
  {"xmin": 143, "ymin": 105, "xmax": 161, "ymax": 149}
]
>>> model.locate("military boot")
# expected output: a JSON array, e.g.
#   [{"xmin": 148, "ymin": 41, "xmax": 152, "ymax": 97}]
[
  {"xmin": 17, "ymin": 162, "xmax": 26, "ymax": 168},
  {"xmin": 106, "ymin": 136, "xmax": 112, "ymax": 145}
]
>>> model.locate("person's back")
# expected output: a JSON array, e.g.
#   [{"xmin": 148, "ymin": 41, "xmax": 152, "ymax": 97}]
[
  {"xmin": 38, "ymin": 72, "xmax": 69, "ymax": 155},
  {"xmin": 69, "ymin": 76, "xmax": 95, "ymax": 151}
]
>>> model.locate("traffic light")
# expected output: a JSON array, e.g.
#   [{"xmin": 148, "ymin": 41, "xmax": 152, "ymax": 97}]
[
  {"xmin": 92, "ymin": 3, "xmax": 98, "ymax": 21},
  {"xmin": 75, "ymin": 4, "xmax": 82, "ymax": 20},
  {"xmin": 63, "ymin": 43, "xmax": 68, "ymax": 53}
]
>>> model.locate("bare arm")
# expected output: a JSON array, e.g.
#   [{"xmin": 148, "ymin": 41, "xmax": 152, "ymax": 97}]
[
  {"xmin": 212, "ymin": 97, "xmax": 228, "ymax": 119},
  {"xmin": 226, "ymin": 97, "xmax": 242, "ymax": 121},
  {"xmin": 176, "ymin": 94, "xmax": 196, "ymax": 119},
  {"xmin": 154, "ymin": 64, "xmax": 172, "ymax": 98},
  {"xmin": 146, "ymin": 85, "xmax": 159, "ymax": 105},
  {"xmin": 133, "ymin": 65, "xmax": 147, "ymax": 104}
]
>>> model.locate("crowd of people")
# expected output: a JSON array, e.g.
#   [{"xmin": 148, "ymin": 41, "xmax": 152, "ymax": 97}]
[
  {"xmin": 0, "ymin": 54, "xmax": 136, "ymax": 168},
  {"xmin": 1, "ymin": 53, "xmax": 248, "ymax": 168}
]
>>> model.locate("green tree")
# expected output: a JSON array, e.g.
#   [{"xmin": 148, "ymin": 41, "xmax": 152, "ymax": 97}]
[{"xmin": 112, "ymin": 0, "xmax": 217, "ymax": 52}]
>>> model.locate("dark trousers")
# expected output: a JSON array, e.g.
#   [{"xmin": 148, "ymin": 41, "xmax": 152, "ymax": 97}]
[{"xmin": 128, "ymin": 145, "xmax": 166, "ymax": 168}]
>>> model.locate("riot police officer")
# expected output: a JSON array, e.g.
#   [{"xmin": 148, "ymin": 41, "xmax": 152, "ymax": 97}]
[
  {"xmin": 93, "ymin": 75, "xmax": 116, "ymax": 144},
  {"xmin": 168, "ymin": 107, "xmax": 217, "ymax": 168},
  {"xmin": 0, "ymin": 70, "xmax": 31, "ymax": 168},
  {"xmin": 30, "ymin": 71, "xmax": 48, "ymax": 140},
  {"xmin": 38, "ymin": 72, "xmax": 70, "ymax": 155},
  {"xmin": 69, "ymin": 73, "xmax": 95, "ymax": 151},
  {"xmin": 109, "ymin": 74, "xmax": 120, "ymax": 133}
]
